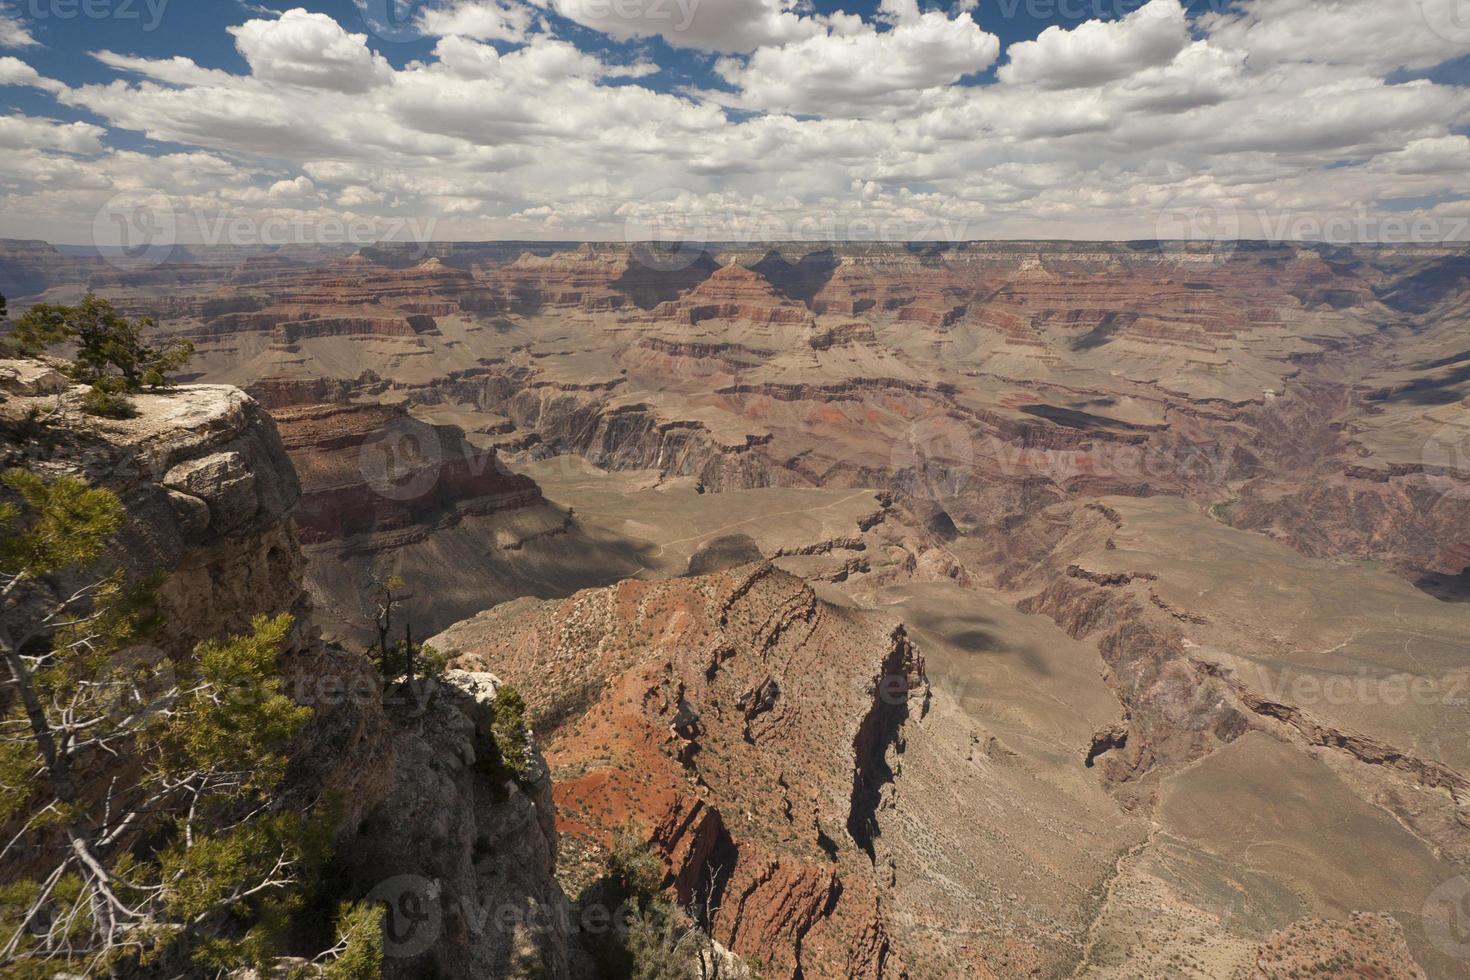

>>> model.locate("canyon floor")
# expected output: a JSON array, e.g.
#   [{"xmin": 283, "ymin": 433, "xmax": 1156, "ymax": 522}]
[{"xmin": 5, "ymin": 238, "xmax": 1470, "ymax": 977}]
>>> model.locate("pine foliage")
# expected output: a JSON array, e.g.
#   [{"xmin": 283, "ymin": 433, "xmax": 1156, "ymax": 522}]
[{"xmin": 0, "ymin": 469, "xmax": 326, "ymax": 974}]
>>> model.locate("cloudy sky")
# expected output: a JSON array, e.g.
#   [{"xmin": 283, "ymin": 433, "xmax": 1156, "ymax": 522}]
[{"xmin": 1, "ymin": 0, "xmax": 1469, "ymax": 245}]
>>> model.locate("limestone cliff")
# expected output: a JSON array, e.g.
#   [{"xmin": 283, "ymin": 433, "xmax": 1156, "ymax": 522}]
[
  {"xmin": 0, "ymin": 367, "xmax": 307, "ymax": 653},
  {"xmin": 336, "ymin": 670, "xmax": 570, "ymax": 979}
]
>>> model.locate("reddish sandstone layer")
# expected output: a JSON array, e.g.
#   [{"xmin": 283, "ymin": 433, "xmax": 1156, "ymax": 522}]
[
  {"xmin": 273, "ymin": 401, "xmax": 542, "ymax": 544},
  {"xmin": 433, "ymin": 563, "xmax": 928, "ymax": 979}
]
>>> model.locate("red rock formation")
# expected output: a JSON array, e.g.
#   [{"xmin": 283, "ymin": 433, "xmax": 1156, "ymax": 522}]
[
  {"xmin": 808, "ymin": 259, "xmax": 878, "ymax": 315},
  {"xmin": 273, "ymin": 401, "xmax": 542, "ymax": 544},
  {"xmin": 652, "ymin": 263, "xmax": 815, "ymax": 326},
  {"xmin": 433, "ymin": 563, "xmax": 927, "ymax": 979}
]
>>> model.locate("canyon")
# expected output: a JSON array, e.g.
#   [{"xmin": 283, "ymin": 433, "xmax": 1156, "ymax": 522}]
[{"xmin": 3, "ymin": 237, "xmax": 1469, "ymax": 977}]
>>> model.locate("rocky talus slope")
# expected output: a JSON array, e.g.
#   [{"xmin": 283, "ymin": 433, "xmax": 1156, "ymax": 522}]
[{"xmin": 0, "ymin": 365, "xmax": 573, "ymax": 978}]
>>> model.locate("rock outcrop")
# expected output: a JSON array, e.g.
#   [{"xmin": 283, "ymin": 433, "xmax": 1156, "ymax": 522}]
[
  {"xmin": 336, "ymin": 669, "xmax": 571, "ymax": 979},
  {"xmin": 433, "ymin": 563, "xmax": 929, "ymax": 979},
  {"xmin": 650, "ymin": 263, "xmax": 815, "ymax": 327},
  {"xmin": 0, "ymin": 367, "xmax": 573, "ymax": 977},
  {"xmin": 0, "ymin": 375, "xmax": 309, "ymax": 653},
  {"xmin": 273, "ymin": 401, "xmax": 543, "ymax": 546}
]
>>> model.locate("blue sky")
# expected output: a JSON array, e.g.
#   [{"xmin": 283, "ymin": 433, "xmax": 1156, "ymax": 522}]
[
  {"xmin": 2, "ymin": 0, "xmax": 1469, "ymax": 243},
  {"xmin": 4, "ymin": 1, "xmax": 1309, "ymax": 100},
  {"xmin": 4, "ymin": 0, "xmax": 1172, "ymax": 99}
]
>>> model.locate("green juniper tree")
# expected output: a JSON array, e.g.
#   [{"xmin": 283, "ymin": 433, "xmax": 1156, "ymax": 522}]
[
  {"xmin": 10, "ymin": 294, "xmax": 194, "ymax": 418},
  {"xmin": 0, "ymin": 468, "xmax": 370, "ymax": 975},
  {"xmin": 473, "ymin": 683, "xmax": 534, "ymax": 794}
]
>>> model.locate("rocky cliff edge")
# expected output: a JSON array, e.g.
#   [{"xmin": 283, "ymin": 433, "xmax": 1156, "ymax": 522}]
[{"xmin": 0, "ymin": 363, "xmax": 573, "ymax": 977}]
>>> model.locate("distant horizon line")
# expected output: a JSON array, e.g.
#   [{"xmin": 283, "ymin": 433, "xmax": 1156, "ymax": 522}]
[{"xmin": 16, "ymin": 238, "xmax": 1470, "ymax": 249}]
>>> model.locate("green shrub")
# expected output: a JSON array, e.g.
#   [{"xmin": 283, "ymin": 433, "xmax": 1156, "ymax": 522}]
[
  {"xmin": 475, "ymin": 683, "xmax": 533, "ymax": 793},
  {"xmin": 79, "ymin": 378, "xmax": 138, "ymax": 418},
  {"xmin": 624, "ymin": 900, "xmax": 699, "ymax": 980},
  {"xmin": 609, "ymin": 824, "xmax": 666, "ymax": 902},
  {"xmin": 491, "ymin": 684, "xmax": 532, "ymax": 780},
  {"xmin": 0, "ymin": 468, "xmax": 332, "ymax": 974}
]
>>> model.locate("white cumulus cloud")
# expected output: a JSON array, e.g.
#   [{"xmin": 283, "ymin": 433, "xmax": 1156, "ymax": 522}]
[
  {"xmin": 417, "ymin": 0, "xmax": 535, "ymax": 42},
  {"xmin": 230, "ymin": 8, "xmax": 392, "ymax": 93},
  {"xmin": 1202, "ymin": 0, "xmax": 1464, "ymax": 73},
  {"xmin": 718, "ymin": 11, "xmax": 1000, "ymax": 115},
  {"xmin": 999, "ymin": 0, "xmax": 1191, "ymax": 90},
  {"xmin": 0, "ymin": 115, "xmax": 105, "ymax": 153}
]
